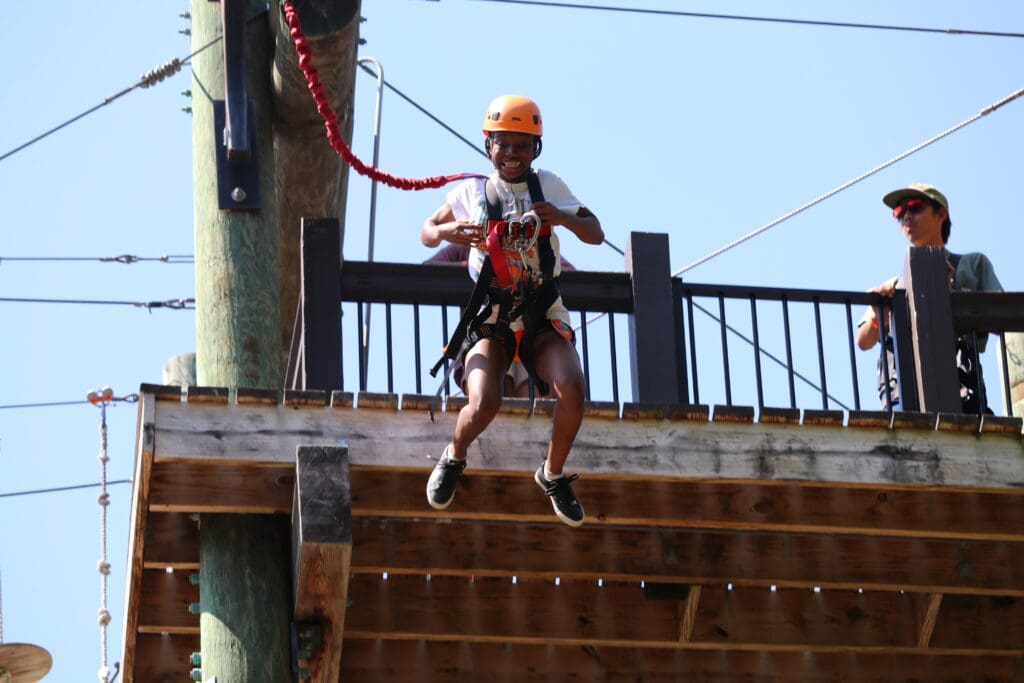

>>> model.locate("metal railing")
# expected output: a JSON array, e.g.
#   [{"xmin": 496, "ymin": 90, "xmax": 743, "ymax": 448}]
[{"xmin": 289, "ymin": 225, "xmax": 1023, "ymax": 420}]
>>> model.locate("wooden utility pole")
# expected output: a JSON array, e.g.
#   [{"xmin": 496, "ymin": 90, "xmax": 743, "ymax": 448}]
[
  {"xmin": 191, "ymin": 0, "xmax": 292, "ymax": 680},
  {"xmin": 271, "ymin": 2, "xmax": 361, "ymax": 354},
  {"xmin": 188, "ymin": 0, "xmax": 361, "ymax": 680}
]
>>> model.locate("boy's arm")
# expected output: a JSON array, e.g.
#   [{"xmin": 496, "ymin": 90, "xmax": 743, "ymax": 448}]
[
  {"xmin": 421, "ymin": 204, "xmax": 482, "ymax": 249},
  {"xmin": 531, "ymin": 202, "xmax": 604, "ymax": 245}
]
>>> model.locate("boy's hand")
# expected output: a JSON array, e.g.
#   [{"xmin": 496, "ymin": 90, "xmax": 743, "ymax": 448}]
[{"xmin": 439, "ymin": 221, "xmax": 483, "ymax": 247}]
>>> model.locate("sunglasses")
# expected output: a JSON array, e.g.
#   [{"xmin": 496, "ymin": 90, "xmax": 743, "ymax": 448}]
[{"xmin": 892, "ymin": 198, "xmax": 929, "ymax": 220}]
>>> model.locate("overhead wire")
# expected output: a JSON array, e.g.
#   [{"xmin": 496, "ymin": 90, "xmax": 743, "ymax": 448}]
[
  {"xmin": 0, "ymin": 296, "xmax": 194, "ymax": 309},
  {"xmin": 0, "ymin": 254, "xmax": 193, "ymax": 265},
  {"xmin": 0, "ymin": 8, "xmax": 269, "ymax": 164},
  {"xmin": 0, "ymin": 481, "xmax": 133, "ymax": 500},
  {"xmin": 468, "ymin": 0, "xmax": 1024, "ymax": 39},
  {"xmin": 352, "ymin": 63, "xmax": 626, "ymax": 256},
  {"xmin": 676, "ymin": 86, "xmax": 1024, "ymax": 276},
  {"xmin": 0, "ymin": 395, "xmax": 138, "ymax": 410}
]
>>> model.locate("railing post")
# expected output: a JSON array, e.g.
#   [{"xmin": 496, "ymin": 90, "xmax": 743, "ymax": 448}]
[
  {"xmin": 626, "ymin": 232, "xmax": 686, "ymax": 404},
  {"xmin": 295, "ymin": 217, "xmax": 342, "ymax": 391},
  {"xmin": 901, "ymin": 246, "xmax": 961, "ymax": 413}
]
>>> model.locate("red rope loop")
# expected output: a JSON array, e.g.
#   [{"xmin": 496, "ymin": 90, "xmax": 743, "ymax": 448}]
[{"xmin": 282, "ymin": 1, "xmax": 483, "ymax": 190}]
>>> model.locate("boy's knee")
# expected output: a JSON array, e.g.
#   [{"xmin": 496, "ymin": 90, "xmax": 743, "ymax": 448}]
[{"xmin": 467, "ymin": 391, "xmax": 502, "ymax": 419}]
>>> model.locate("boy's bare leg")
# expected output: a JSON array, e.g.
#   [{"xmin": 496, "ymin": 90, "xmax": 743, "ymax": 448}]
[
  {"xmin": 449, "ymin": 338, "xmax": 509, "ymax": 459},
  {"xmin": 531, "ymin": 332, "xmax": 585, "ymax": 475}
]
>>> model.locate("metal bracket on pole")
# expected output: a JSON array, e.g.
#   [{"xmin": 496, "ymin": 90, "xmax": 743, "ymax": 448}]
[{"xmin": 212, "ymin": 0, "xmax": 260, "ymax": 210}]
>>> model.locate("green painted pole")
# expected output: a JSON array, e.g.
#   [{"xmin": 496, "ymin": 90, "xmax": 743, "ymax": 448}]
[{"xmin": 190, "ymin": 1, "xmax": 292, "ymax": 681}]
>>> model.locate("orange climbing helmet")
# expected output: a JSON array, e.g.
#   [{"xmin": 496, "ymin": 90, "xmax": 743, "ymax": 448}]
[{"xmin": 482, "ymin": 95, "xmax": 543, "ymax": 137}]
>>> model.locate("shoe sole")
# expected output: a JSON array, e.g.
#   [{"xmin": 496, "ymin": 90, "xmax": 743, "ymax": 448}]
[
  {"xmin": 426, "ymin": 490, "xmax": 454, "ymax": 511},
  {"xmin": 534, "ymin": 469, "xmax": 585, "ymax": 528}
]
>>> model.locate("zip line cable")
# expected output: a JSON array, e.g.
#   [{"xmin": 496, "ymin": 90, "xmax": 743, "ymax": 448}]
[
  {"xmin": 0, "ymin": 395, "xmax": 138, "ymax": 410},
  {"xmin": 0, "ymin": 296, "xmax": 194, "ymax": 309},
  {"xmin": 0, "ymin": 481, "xmax": 133, "ymax": 499},
  {"xmin": 352, "ymin": 60, "xmax": 622, "ymax": 255},
  {"xmin": 676, "ymin": 85, "xmax": 1024, "ymax": 276},
  {"xmin": 0, "ymin": 8, "xmax": 272, "ymax": 164},
  {"xmin": 469, "ymin": 0, "xmax": 1024, "ymax": 39},
  {"xmin": 0, "ymin": 254, "xmax": 193, "ymax": 265},
  {"xmin": 573, "ymin": 85, "xmax": 1024, "ymax": 399},
  {"xmin": 688, "ymin": 299, "xmax": 851, "ymax": 410}
]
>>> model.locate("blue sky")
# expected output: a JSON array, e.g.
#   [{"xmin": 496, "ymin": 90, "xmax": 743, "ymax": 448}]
[{"xmin": 1, "ymin": 1, "xmax": 1022, "ymax": 679}]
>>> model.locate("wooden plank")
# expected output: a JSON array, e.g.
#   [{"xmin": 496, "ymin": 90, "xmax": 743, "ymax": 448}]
[
  {"xmin": 712, "ymin": 405, "xmax": 755, "ymax": 423},
  {"xmin": 336, "ymin": 640, "xmax": 1024, "ymax": 683},
  {"xmin": 136, "ymin": 569, "xmax": 199, "ymax": 634},
  {"xmin": 758, "ymin": 407, "xmax": 800, "ymax": 425},
  {"xmin": 149, "ymin": 461, "xmax": 295, "ymax": 514},
  {"xmin": 133, "ymin": 633, "xmax": 199, "ymax": 683},
  {"xmin": 146, "ymin": 464, "xmax": 1024, "ymax": 542},
  {"xmin": 143, "ymin": 512, "xmax": 199, "ymax": 569},
  {"xmin": 292, "ymin": 446, "xmax": 352, "ymax": 683},
  {"xmin": 347, "ymin": 519, "xmax": 1024, "ymax": 596},
  {"xmin": 917, "ymin": 593, "xmax": 942, "ymax": 648},
  {"xmin": 120, "ymin": 390, "xmax": 155, "ymax": 683},
  {"xmin": 929, "ymin": 594, "xmax": 1024, "ymax": 650},
  {"xmin": 802, "ymin": 409, "xmax": 843, "ymax": 426},
  {"xmin": 679, "ymin": 584, "xmax": 701, "ymax": 643},
  {"xmin": 147, "ymin": 398, "xmax": 1024, "ymax": 489}
]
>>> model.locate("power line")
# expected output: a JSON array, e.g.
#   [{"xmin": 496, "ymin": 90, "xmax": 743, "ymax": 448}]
[
  {"xmin": 0, "ymin": 254, "xmax": 193, "ymax": 265},
  {"xmin": 0, "ymin": 8, "xmax": 270, "ymax": 164},
  {"xmin": 0, "ymin": 480, "xmax": 133, "ymax": 500},
  {"xmin": 0, "ymin": 395, "xmax": 138, "ymax": 410},
  {"xmin": 0, "ymin": 296, "xmax": 194, "ymax": 309},
  {"xmin": 468, "ymin": 0, "xmax": 1024, "ymax": 39},
  {"xmin": 676, "ymin": 86, "xmax": 1024, "ymax": 275},
  {"xmin": 355, "ymin": 63, "xmax": 626, "ymax": 256}
]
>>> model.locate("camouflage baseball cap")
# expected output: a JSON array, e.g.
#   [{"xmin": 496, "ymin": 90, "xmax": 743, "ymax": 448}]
[{"xmin": 882, "ymin": 183, "xmax": 949, "ymax": 211}]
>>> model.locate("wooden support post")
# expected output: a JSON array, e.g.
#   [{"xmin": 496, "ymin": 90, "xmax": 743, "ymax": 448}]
[
  {"xmin": 292, "ymin": 445, "xmax": 352, "ymax": 683},
  {"xmin": 292, "ymin": 218, "xmax": 342, "ymax": 391},
  {"xmin": 199, "ymin": 515, "xmax": 294, "ymax": 682},
  {"xmin": 626, "ymin": 232, "xmax": 686, "ymax": 404},
  {"xmin": 890, "ymin": 289, "xmax": 920, "ymax": 412},
  {"xmin": 193, "ymin": 0, "xmax": 281, "ymax": 389},
  {"xmin": 902, "ymin": 247, "xmax": 961, "ymax": 413},
  {"xmin": 191, "ymin": 0, "xmax": 289, "ymax": 680},
  {"xmin": 270, "ymin": 1, "xmax": 361, "ymax": 354}
]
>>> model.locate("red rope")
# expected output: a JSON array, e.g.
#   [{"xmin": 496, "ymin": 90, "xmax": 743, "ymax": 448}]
[{"xmin": 282, "ymin": 1, "xmax": 484, "ymax": 190}]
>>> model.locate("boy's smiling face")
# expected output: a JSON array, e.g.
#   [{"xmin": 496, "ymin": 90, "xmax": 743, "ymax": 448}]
[{"xmin": 488, "ymin": 131, "xmax": 534, "ymax": 183}]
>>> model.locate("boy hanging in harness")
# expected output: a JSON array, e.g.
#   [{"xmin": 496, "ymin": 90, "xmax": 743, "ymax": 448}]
[{"xmin": 421, "ymin": 95, "xmax": 604, "ymax": 527}]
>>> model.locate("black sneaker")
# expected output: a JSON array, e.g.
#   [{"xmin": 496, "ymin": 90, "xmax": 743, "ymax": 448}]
[
  {"xmin": 426, "ymin": 448, "xmax": 467, "ymax": 510},
  {"xmin": 534, "ymin": 466, "xmax": 585, "ymax": 527}
]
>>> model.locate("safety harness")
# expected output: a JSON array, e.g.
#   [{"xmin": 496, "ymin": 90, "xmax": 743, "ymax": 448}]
[{"xmin": 428, "ymin": 171, "xmax": 561, "ymax": 419}]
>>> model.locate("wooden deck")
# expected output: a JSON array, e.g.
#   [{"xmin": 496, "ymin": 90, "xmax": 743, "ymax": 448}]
[{"xmin": 121, "ymin": 384, "xmax": 1024, "ymax": 682}]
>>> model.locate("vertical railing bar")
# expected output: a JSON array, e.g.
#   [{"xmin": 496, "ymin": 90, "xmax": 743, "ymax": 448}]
[
  {"xmin": 338, "ymin": 302, "xmax": 345, "ymax": 391},
  {"xmin": 385, "ymin": 301, "xmax": 394, "ymax": 394},
  {"xmin": 686, "ymin": 293, "xmax": 700, "ymax": 405},
  {"xmin": 413, "ymin": 302, "xmax": 422, "ymax": 395},
  {"xmin": 813, "ymin": 298, "xmax": 828, "ymax": 410},
  {"xmin": 999, "ymin": 331, "xmax": 1012, "ymax": 417},
  {"xmin": 441, "ymin": 305, "xmax": 450, "ymax": 399},
  {"xmin": 750, "ymin": 295, "xmax": 764, "ymax": 412},
  {"xmin": 608, "ymin": 312, "xmax": 620, "ymax": 405},
  {"xmin": 579, "ymin": 309, "xmax": 592, "ymax": 401},
  {"xmin": 782, "ymin": 296, "xmax": 796, "ymax": 409},
  {"xmin": 357, "ymin": 301, "xmax": 367, "ymax": 391},
  {"xmin": 844, "ymin": 300, "xmax": 862, "ymax": 411},
  {"xmin": 718, "ymin": 294, "xmax": 732, "ymax": 406},
  {"xmin": 970, "ymin": 329, "xmax": 985, "ymax": 417},
  {"xmin": 878, "ymin": 295, "xmax": 894, "ymax": 412}
]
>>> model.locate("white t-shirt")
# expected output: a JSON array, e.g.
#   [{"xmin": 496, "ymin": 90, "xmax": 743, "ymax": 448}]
[{"xmin": 445, "ymin": 169, "xmax": 583, "ymax": 287}]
